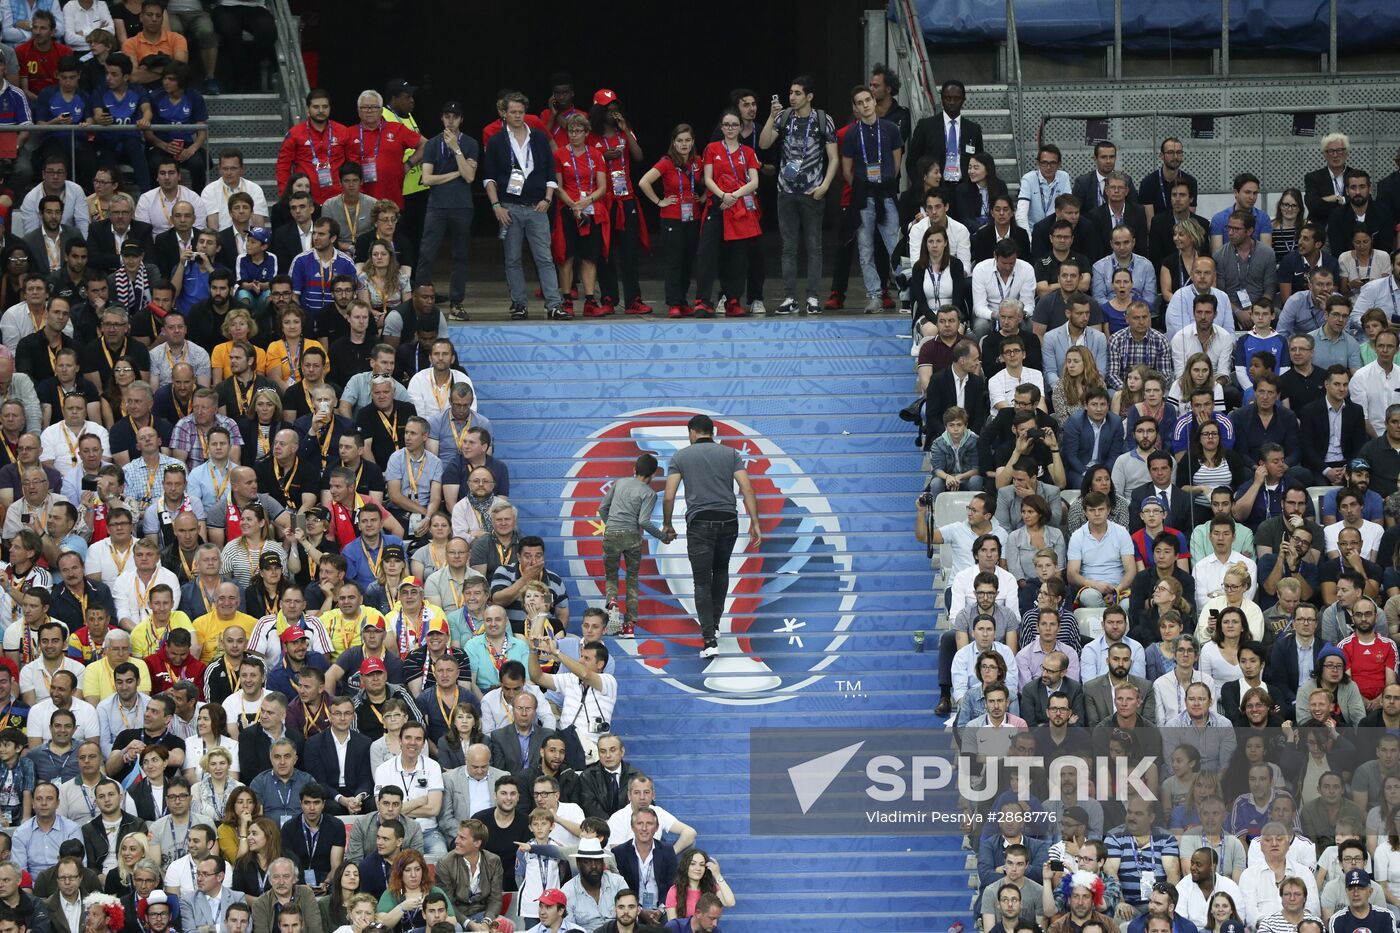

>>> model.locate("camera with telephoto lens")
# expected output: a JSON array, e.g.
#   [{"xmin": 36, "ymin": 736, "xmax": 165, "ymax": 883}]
[{"xmin": 918, "ymin": 491, "xmax": 934, "ymax": 508}]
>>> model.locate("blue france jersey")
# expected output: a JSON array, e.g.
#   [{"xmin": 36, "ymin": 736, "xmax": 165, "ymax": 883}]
[
  {"xmin": 100, "ymin": 86, "xmax": 145, "ymax": 133},
  {"xmin": 151, "ymin": 89, "xmax": 206, "ymax": 145},
  {"xmin": 34, "ymin": 86, "xmax": 87, "ymax": 124}
]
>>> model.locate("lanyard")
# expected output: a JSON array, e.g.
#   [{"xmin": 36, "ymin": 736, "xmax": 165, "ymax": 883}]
[
  {"xmin": 302, "ymin": 818, "xmax": 320, "ymax": 856},
  {"xmin": 568, "ymin": 148, "xmax": 593, "ymax": 196},
  {"xmin": 722, "ymin": 144, "xmax": 747, "ymax": 192},
  {"xmin": 857, "ymin": 121, "xmax": 881, "ymax": 166},
  {"xmin": 676, "ymin": 159, "xmax": 694, "ymax": 201},
  {"xmin": 359, "ymin": 126, "xmax": 382, "ymax": 168},
  {"xmin": 995, "ymin": 273, "xmax": 1016, "ymax": 302},
  {"xmin": 1038, "ymin": 177, "xmax": 1056, "ymax": 217},
  {"xmin": 404, "ymin": 453, "xmax": 426, "ymax": 503},
  {"xmin": 274, "ymin": 457, "xmax": 300, "ymax": 503},
  {"xmin": 308, "ymin": 124, "xmax": 333, "ymax": 170},
  {"xmin": 787, "ymin": 111, "xmax": 812, "ymax": 158},
  {"xmin": 925, "ymin": 267, "xmax": 943, "ymax": 300}
]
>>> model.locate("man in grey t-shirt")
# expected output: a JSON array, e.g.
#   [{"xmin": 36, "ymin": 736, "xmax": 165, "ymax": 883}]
[{"xmin": 662, "ymin": 414, "xmax": 762, "ymax": 658}]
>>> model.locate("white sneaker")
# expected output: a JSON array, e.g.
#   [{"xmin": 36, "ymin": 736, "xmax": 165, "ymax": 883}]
[
  {"xmin": 751, "ymin": 300, "xmax": 766, "ymax": 316},
  {"xmin": 700, "ymin": 639, "xmax": 719, "ymax": 658},
  {"xmin": 604, "ymin": 602, "xmax": 623, "ymax": 635}
]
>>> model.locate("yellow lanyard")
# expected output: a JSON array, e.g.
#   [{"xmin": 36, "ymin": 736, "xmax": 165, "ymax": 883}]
[
  {"xmin": 364, "ymin": 540, "xmax": 384, "ymax": 579},
  {"xmin": 164, "ymin": 344, "xmax": 187, "ymax": 370},
  {"xmin": 232, "ymin": 378, "xmax": 254, "ymax": 418},
  {"xmin": 377, "ymin": 409, "xmax": 399, "ymax": 444},
  {"xmin": 60, "ymin": 425, "xmax": 80, "ymax": 466},
  {"xmin": 102, "ymin": 338, "xmax": 126, "ymax": 372},
  {"xmin": 110, "ymin": 542, "xmax": 133, "ymax": 576},
  {"xmin": 341, "ymin": 198, "xmax": 361, "ymax": 238},
  {"xmin": 210, "ymin": 463, "xmax": 230, "ymax": 501},
  {"xmin": 449, "ymin": 414, "xmax": 472, "ymax": 452},
  {"xmin": 274, "ymin": 457, "xmax": 300, "ymax": 503},
  {"xmin": 430, "ymin": 374, "xmax": 450, "ymax": 410},
  {"xmin": 404, "ymin": 453, "xmax": 426, "ymax": 503}
]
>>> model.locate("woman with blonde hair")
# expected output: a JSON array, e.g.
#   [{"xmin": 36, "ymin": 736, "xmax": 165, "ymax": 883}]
[
  {"xmin": 1169, "ymin": 352, "xmax": 1225, "ymax": 410},
  {"xmin": 103, "ymin": 832, "xmax": 150, "ymax": 894},
  {"xmin": 1160, "ymin": 217, "xmax": 1206, "ymax": 306},
  {"xmin": 1050, "ymin": 345, "xmax": 1106, "ymax": 427},
  {"xmin": 210, "ymin": 308, "xmax": 267, "ymax": 382},
  {"xmin": 1196, "ymin": 563, "xmax": 1264, "ymax": 643}
]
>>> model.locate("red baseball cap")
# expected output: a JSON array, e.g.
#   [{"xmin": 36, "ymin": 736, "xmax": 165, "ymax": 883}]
[
  {"xmin": 279, "ymin": 626, "xmax": 309, "ymax": 645},
  {"xmin": 537, "ymin": 889, "xmax": 567, "ymax": 907},
  {"xmin": 398, "ymin": 576, "xmax": 424, "ymax": 591},
  {"xmin": 592, "ymin": 89, "xmax": 617, "ymax": 107},
  {"xmin": 359, "ymin": 657, "xmax": 387, "ymax": 676}
]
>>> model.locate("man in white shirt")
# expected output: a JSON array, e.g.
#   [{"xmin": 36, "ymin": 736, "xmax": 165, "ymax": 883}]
[
  {"xmin": 1237, "ymin": 823, "xmax": 1320, "ymax": 926},
  {"xmin": 1169, "ymin": 293, "xmax": 1234, "ymax": 383},
  {"xmin": 372, "ymin": 720, "xmax": 446, "ymax": 855},
  {"xmin": 1164, "ymin": 256, "xmax": 1235, "ymax": 340},
  {"xmin": 1193, "ymin": 516, "xmax": 1260, "ymax": 603},
  {"xmin": 406, "ymin": 337, "xmax": 474, "ymax": 422},
  {"xmin": 164, "ymin": 823, "xmax": 233, "ymax": 896},
  {"xmin": 28, "ymin": 671, "xmax": 98, "ymax": 748},
  {"xmin": 606, "ymin": 774, "xmax": 697, "ymax": 852},
  {"xmin": 1175, "ymin": 847, "xmax": 1244, "ymax": 927},
  {"xmin": 986, "ymin": 334, "xmax": 1044, "ymax": 409},
  {"xmin": 201, "ymin": 150, "xmax": 268, "ymax": 230},
  {"xmin": 47, "ymin": 855, "xmax": 87, "ymax": 933},
  {"xmin": 970, "ymin": 240, "xmax": 1035, "ymax": 338},
  {"xmin": 1350, "ymin": 329, "xmax": 1400, "ymax": 437},
  {"xmin": 135, "ymin": 161, "xmax": 209, "ymax": 236},
  {"xmin": 530, "ymin": 638, "xmax": 618, "ymax": 768},
  {"xmin": 19, "ymin": 621, "xmax": 86, "ymax": 705},
  {"xmin": 907, "ymin": 189, "xmax": 971, "ymax": 270},
  {"xmin": 948, "ymin": 536, "xmax": 1018, "ymax": 613}
]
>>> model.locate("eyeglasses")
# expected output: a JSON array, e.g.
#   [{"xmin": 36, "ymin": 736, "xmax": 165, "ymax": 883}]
[
  {"xmin": 1162, "ymin": 148, "xmax": 1185, "ymax": 156},
  {"xmin": 720, "ymin": 122, "xmax": 741, "ymax": 128},
  {"xmin": 1325, "ymin": 147, "xmax": 1348, "ymax": 154},
  {"xmin": 1037, "ymin": 159, "xmax": 1060, "ymax": 166}
]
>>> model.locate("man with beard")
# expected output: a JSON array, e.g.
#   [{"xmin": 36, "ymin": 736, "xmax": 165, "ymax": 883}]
[{"xmin": 560, "ymin": 836, "xmax": 629, "ymax": 931}]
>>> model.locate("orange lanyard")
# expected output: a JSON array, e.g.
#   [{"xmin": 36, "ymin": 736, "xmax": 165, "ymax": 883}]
[
  {"xmin": 110, "ymin": 542, "xmax": 133, "ymax": 576},
  {"xmin": 102, "ymin": 338, "xmax": 126, "ymax": 372},
  {"xmin": 232, "ymin": 378, "xmax": 254, "ymax": 417},
  {"xmin": 274, "ymin": 457, "xmax": 299, "ymax": 502},
  {"xmin": 377, "ymin": 409, "xmax": 399, "ymax": 444}
]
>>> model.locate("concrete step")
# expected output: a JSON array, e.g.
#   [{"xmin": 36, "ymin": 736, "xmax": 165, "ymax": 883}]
[
  {"xmin": 208, "ymin": 112, "xmax": 288, "ymax": 139},
  {"xmin": 211, "ymin": 136, "xmax": 282, "ymax": 162},
  {"xmin": 204, "ymin": 92, "xmax": 284, "ymax": 117}
]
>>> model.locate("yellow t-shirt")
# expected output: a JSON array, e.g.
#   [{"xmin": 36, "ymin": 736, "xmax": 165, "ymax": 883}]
[
  {"xmin": 316, "ymin": 607, "xmax": 384, "ymax": 661},
  {"xmin": 211, "ymin": 342, "xmax": 270, "ymax": 379},
  {"xmin": 192, "ymin": 610, "xmax": 259, "ymax": 663},
  {"xmin": 264, "ymin": 338, "xmax": 329, "ymax": 384},
  {"xmin": 129, "ymin": 612, "xmax": 196, "ymax": 657},
  {"xmin": 81, "ymin": 657, "xmax": 152, "ymax": 701}
]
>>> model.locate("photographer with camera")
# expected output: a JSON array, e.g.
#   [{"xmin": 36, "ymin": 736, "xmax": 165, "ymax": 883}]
[
  {"xmin": 530, "ymin": 637, "xmax": 617, "ymax": 772},
  {"xmin": 995, "ymin": 412, "xmax": 1066, "ymax": 490}
]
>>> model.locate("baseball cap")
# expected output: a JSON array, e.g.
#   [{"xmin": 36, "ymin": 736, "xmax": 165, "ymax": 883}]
[
  {"xmin": 398, "ymin": 575, "xmax": 424, "ymax": 591},
  {"xmin": 383, "ymin": 544, "xmax": 406, "ymax": 562},
  {"xmin": 361, "ymin": 615, "xmax": 386, "ymax": 632},
  {"xmin": 359, "ymin": 656, "xmax": 387, "ymax": 676},
  {"xmin": 426, "ymin": 617, "xmax": 449, "ymax": 636},
  {"xmin": 592, "ymin": 89, "xmax": 617, "ymax": 107},
  {"xmin": 1347, "ymin": 868, "xmax": 1372, "ymax": 887},
  {"xmin": 1349, "ymin": 458, "xmax": 1371, "ymax": 472},
  {"xmin": 279, "ymin": 626, "xmax": 309, "ymax": 645},
  {"xmin": 259, "ymin": 552, "xmax": 283, "ymax": 570},
  {"xmin": 537, "ymin": 889, "xmax": 567, "ymax": 907},
  {"xmin": 441, "ymin": 100, "xmax": 464, "ymax": 117},
  {"xmin": 1140, "ymin": 495, "xmax": 1166, "ymax": 511},
  {"xmin": 120, "ymin": 241, "xmax": 145, "ymax": 256},
  {"xmin": 248, "ymin": 226, "xmax": 270, "ymax": 244},
  {"xmin": 385, "ymin": 79, "xmax": 417, "ymax": 98}
]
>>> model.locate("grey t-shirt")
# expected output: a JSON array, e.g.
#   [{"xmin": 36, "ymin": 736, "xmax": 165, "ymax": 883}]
[
  {"xmin": 772, "ymin": 109, "xmax": 836, "ymax": 195},
  {"xmin": 669, "ymin": 439, "xmax": 742, "ymax": 519}
]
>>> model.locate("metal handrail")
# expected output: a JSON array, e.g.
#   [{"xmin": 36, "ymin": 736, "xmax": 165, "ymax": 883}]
[
  {"xmin": 269, "ymin": 0, "xmax": 308, "ymax": 123},
  {"xmin": 0, "ymin": 123, "xmax": 214, "ymax": 181},
  {"xmin": 1006, "ymin": 0, "xmax": 1025, "ymax": 171},
  {"xmin": 1037, "ymin": 103, "xmax": 1400, "ymax": 147},
  {"xmin": 895, "ymin": 0, "xmax": 939, "ymax": 117}
]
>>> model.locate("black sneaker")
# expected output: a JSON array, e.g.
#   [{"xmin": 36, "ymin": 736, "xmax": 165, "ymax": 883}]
[
  {"xmin": 448, "ymin": 303, "xmax": 470, "ymax": 322},
  {"xmin": 700, "ymin": 638, "xmax": 719, "ymax": 659},
  {"xmin": 509, "ymin": 303, "xmax": 527, "ymax": 320},
  {"xmin": 773, "ymin": 299, "xmax": 796, "ymax": 315},
  {"xmin": 806, "ymin": 297, "xmax": 822, "ymax": 315},
  {"xmin": 547, "ymin": 305, "xmax": 570, "ymax": 320}
]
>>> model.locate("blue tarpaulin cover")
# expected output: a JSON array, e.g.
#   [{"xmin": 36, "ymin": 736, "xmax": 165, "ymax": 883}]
[{"xmin": 892, "ymin": 0, "xmax": 1400, "ymax": 52}]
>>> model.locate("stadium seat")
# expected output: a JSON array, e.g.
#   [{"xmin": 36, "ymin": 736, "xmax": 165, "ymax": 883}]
[
  {"xmin": 1059, "ymin": 490, "xmax": 1081, "ymax": 530},
  {"xmin": 1307, "ymin": 485, "xmax": 1335, "ymax": 524},
  {"xmin": 932, "ymin": 491, "xmax": 977, "ymax": 571},
  {"xmin": 1075, "ymin": 607, "xmax": 1105, "ymax": 641}
]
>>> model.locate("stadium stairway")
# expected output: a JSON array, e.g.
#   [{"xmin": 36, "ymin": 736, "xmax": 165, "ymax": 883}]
[
  {"xmin": 204, "ymin": 92, "xmax": 287, "ymax": 193},
  {"xmin": 451, "ymin": 317, "xmax": 961, "ymax": 932}
]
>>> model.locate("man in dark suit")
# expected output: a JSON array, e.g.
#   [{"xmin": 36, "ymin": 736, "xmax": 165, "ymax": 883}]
[
  {"xmin": 1072, "ymin": 141, "xmax": 1137, "ymax": 211},
  {"xmin": 1030, "ymin": 196, "xmax": 1099, "ymax": 261},
  {"xmin": 1300, "ymin": 365, "xmax": 1369, "ymax": 485},
  {"xmin": 513, "ymin": 734, "xmax": 581, "ymax": 806},
  {"xmin": 611, "ymin": 806, "xmax": 678, "ymax": 927},
  {"xmin": 1087, "ymin": 173, "xmax": 1150, "ymax": 262},
  {"xmin": 42, "ymin": 853, "xmax": 92, "ymax": 933},
  {"xmin": 21, "ymin": 198, "xmax": 82, "ymax": 277},
  {"xmin": 904, "ymin": 80, "xmax": 983, "ymax": 187},
  {"xmin": 1325, "ymin": 170, "xmax": 1396, "ymax": 256},
  {"xmin": 578, "ymin": 734, "xmax": 641, "ymax": 820},
  {"xmin": 486, "ymin": 690, "xmax": 554, "ymax": 773},
  {"xmin": 273, "ymin": 191, "xmax": 316, "ymax": 271},
  {"xmin": 237, "ymin": 695, "xmax": 306, "ymax": 782},
  {"xmin": 302, "ymin": 695, "xmax": 375, "ymax": 815},
  {"xmin": 1303, "ymin": 135, "xmax": 1366, "ymax": 228},
  {"xmin": 149, "ymin": 200, "xmax": 202, "ymax": 280},
  {"xmin": 1129, "ymin": 452, "xmax": 1195, "ymax": 533},
  {"xmin": 1219, "ymin": 642, "xmax": 1290, "ymax": 722},
  {"xmin": 1266, "ymin": 602, "xmax": 1327, "ymax": 711},
  {"xmin": 1019, "ymin": 662, "xmax": 1086, "ymax": 727},
  {"xmin": 922, "ymin": 338, "xmax": 988, "ymax": 445},
  {"xmin": 87, "ymin": 195, "xmax": 154, "ymax": 273},
  {"xmin": 1378, "ymin": 149, "xmax": 1400, "ymax": 223}
]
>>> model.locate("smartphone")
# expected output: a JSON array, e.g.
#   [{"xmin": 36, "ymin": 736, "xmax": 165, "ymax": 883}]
[
  {"xmin": 771, "ymin": 94, "xmax": 781, "ymax": 105},
  {"xmin": 294, "ymin": 513, "xmax": 307, "ymax": 533}
]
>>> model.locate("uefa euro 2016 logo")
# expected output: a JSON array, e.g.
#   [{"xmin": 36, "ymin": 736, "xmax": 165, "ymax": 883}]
[{"xmin": 559, "ymin": 408, "xmax": 858, "ymax": 706}]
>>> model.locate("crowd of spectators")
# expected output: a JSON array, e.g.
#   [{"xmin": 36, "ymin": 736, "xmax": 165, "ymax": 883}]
[{"xmin": 909, "ymin": 75, "xmax": 1400, "ymax": 933}]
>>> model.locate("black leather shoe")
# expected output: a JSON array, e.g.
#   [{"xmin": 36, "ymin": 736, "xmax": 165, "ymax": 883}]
[{"xmin": 935, "ymin": 695, "xmax": 952, "ymax": 716}]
